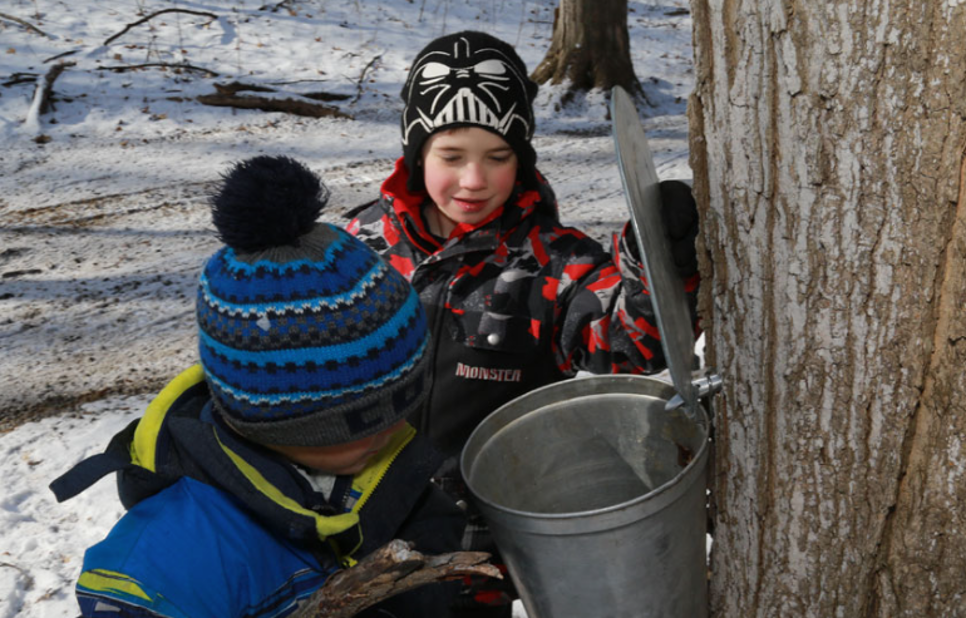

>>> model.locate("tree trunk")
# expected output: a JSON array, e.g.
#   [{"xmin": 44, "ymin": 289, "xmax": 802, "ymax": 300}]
[
  {"xmin": 688, "ymin": 1, "xmax": 966, "ymax": 616},
  {"xmin": 531, "ymin": 0, "xmax": 641, "ymax": 97}
]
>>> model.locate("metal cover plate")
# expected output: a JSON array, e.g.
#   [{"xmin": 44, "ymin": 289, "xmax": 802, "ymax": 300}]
[{"xmin": 610, "ymin": 86, "xmax": 697, "ymax": 414}]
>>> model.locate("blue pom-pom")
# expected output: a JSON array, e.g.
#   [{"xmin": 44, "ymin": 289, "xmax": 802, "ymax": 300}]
[{"xmin": 211, "ymin": 156, "xmax": 329, "ymax": 253}]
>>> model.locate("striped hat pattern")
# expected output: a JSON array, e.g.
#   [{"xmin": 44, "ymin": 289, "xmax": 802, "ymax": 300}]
[{"xmin": 198, "ymin": 156, "xmax": 430, "ymax": 447}]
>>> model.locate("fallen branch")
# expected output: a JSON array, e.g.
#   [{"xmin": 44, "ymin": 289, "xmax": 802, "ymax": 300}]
[
  {"xmin": 34, "ymin": 61, "xmax": 75, "ymax": 115},
  {"xmin": 303, "ymin": 91, "xmax": 352, "ymax": 103},
  {"xmin": 218, "ymin": 81, "xmax": 351, "ymax": 103},
  {"xmin": 0, "ymin": 12, "xmax": 52, "ymax": 38},
  {"xmin": 292, "ymin": 540, "xmax": 500, "ymax": 618},
  {"xmin": 258, "ymin": 0, "xmax": 295, "ymax": 12},
  {"xmin": 3, "ymin": 72, "xmax": 38, "ymax": 87},
  {"xmin": 352, "ymin": 53, "xmax": 382, "ymax": 103},
  {"xmin": 103, "ymin": 8, "xmax": 218, "ymax": 46},
  {"xmin": 197, "ymin": 91, "xmax": 351, "ymax": 119},
  {"xmin": 44, "ymin": 50, "xmax": 80, "ymax": 64},
  {"xmin": 214, "ymin": 81, "xmax": 276, "ymax": 95},
  {"xmin": 96, "ymin": 62, "xmax": 219, "ymax": 77}
]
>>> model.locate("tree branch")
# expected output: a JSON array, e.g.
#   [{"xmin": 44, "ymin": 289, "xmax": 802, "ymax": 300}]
[
  {"xmin": 103, "ymin": 8, "xmax": 218, "ymax": 46},
  {"xmin": 213, "ymin": 81, "xmax": 276, "ymax": 95},
  {"xmin": 212, "ymin": 81, "xmax": 351, "ymax": 102},
  {"xmin": 44, "ymin": 50, "xmax": 79, "ymax": 64},
  {"xmin": 352, "ymin": 53, "xmax": 382, "ymax": 103},
  {"xmin": 197, "ymin": 89, "xmax": 351, "ymax": 119},
  {"xmin": 36, "ymin": 61, "xmax": 75, "ymax": 115},
  {"xmin": 0, "ymin": 12, "xmax": 52, "ymax": 38},
  {"xmin": 2, "ymin": 72, "xmax": 38, "ymax": 87},
  {"xmin": 95, "ymin": 63, "xmax": 219, "ymax": 77},
  {"xmin": 291, "ymin": 540, "xmax": 501, "ymax": 618},
  {"xmin": 258, "ymin": 0, "xmax": 295, "ymax": 12}
]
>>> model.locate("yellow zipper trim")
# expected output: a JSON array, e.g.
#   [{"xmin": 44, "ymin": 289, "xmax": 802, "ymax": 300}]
[
  {"xmin": 335, "ymin": 423, "xmax": 417, "ymax": 565},
  {"xmin": 349, "ymin": 423, "xmax": 416, "ymax": 514},
  {"xmin": 131, "ymin": 365, "xmax": 206, "ymax": 472},
  {"xmin": 214, "ymin": 429, "xmax": 361, "ymax": 539}
]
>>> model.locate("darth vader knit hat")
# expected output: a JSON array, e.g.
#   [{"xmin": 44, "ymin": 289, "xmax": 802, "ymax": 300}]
[
  {"xmin": 401, "ymin": 30, "xmax": 539, "ymax": 191},
  {"xmin": 197, "ymin": 155, "xmax": 430, "ymax": 447}
]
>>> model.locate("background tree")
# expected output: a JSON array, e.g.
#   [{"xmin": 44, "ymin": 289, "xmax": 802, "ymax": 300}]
[
  {"xmin": 688, "ymin": 1, "xmax": 966, "ymax": 616},
  {"xmin": 530, "ymin": 0, "xmax": 643, "ymax": 99}
]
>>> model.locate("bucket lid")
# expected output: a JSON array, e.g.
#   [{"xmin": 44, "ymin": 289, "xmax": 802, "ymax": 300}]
[{"xmin": 610, "ymin": 86, "xmax": 697, "ymax": 415}]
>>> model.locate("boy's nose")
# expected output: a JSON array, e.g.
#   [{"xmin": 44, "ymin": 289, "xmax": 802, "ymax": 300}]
[{"xmin": 460, "ymin": 163, "xmax": 487, "ymax": 190}]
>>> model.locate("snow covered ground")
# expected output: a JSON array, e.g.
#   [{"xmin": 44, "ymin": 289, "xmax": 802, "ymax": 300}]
[{"xmin": 0, "ymin": 1, "xmax": 695, "ymax": 615}]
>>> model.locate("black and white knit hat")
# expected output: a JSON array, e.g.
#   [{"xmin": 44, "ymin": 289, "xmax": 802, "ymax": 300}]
[
  {"xmin": 197, "ymin": 156, "xmax": 430, "ymax": 447},
  {"xmin": 401, "ymin": 30, "xmax": 539, "ymax": 192}
]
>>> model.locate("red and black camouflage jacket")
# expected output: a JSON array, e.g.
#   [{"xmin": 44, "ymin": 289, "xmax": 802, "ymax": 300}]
[{"xmin": 347, "ymin": 159, "xmax": 699, "ymax": 458}]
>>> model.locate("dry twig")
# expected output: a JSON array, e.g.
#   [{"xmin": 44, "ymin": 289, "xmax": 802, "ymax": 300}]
[
  {"xmin": 197, "ymin": 88, "xmax": 351, "ymax": 119},
  {"xmin": 215, "ymin": 81, "xmax": 350, "ymax": 102},
  {"xmin": 0, "ymin": 12, "xmax": 52, "ymax": 38},
  {"xmin": 258, "ymin": 0, "xmax": 295, "ymax": 12},
  {"xmin": 103, "ymin": 8, "xmax": 218, "ymax": 46},
  {"xmin": 35, "ymin": 61, "xmax": 75, "ymax": 115},
  {"xmin": 2, "ymin": 72, "xmax": 38, "ymax": 87},
  {"xmin": 291, "ymin": 540, "xmax": 500, "ymax": 618},
  {"xmin": 44, "ymin": 50, "xmax": 79, "ymax": 64},
  {"xmin": 352, "ymin": 54, "xmax": 382, "ymax": 103},
  {"xmin": 214, "ymin": 81, "xmax": 276, "ymax": 95},
  {"xmin": 96, "ymin": 63, "xmax": 219, "ymax": 77}
]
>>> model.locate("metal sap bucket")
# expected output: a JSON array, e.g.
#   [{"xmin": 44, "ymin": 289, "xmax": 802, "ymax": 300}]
[{"xmin": 461, "ymin": 374, "xmax": 710, "ymax": 618}]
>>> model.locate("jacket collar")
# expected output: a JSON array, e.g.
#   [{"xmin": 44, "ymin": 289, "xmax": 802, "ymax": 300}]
[{"xmin": 123, "ymin": 366, "xmax": 417, "ymax": 561}]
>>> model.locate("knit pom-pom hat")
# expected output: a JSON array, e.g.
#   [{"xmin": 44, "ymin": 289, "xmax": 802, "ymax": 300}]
[
  {"xmin": 401, "ymin": 30, "xmax": 539, "ymax": 192},
  {"xmin": 198, "ymin": 156, "xmax": 430, "ymax": 447}
]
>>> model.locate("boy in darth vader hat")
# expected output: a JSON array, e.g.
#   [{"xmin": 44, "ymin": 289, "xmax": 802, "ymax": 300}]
[{"xmin": 347, "ymin": 30, "xmax": 701, "ymax": 617}]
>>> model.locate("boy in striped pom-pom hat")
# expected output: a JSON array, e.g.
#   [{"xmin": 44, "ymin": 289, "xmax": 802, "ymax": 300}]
[{"xmin": 51, "ymin": 156, "xmax": 466, "ymax": 618}]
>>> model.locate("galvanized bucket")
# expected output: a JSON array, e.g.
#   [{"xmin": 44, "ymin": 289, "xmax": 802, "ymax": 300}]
[{"xmin": 460, "ymin": 374, "xmax": 710, "ymax": 618}]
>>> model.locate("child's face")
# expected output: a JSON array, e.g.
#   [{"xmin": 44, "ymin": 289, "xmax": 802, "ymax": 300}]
[
  {"xmin": 267, "ymin": 420, "xmax": 406, "ymax": 476},
  {"xmin": 420, "ymin": 127, "xmax": 518, "ymax": 236}
]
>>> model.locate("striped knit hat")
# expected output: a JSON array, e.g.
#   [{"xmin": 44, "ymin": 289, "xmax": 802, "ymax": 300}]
[{"xmin": 197, "ymin": 156, "xmax": 430, "ymax": 447}]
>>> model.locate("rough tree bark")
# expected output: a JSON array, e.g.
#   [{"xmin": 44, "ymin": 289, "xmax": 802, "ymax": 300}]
[
  {"xmin": 689, "ymin": 1, "xmax": 966, "ymax": 616},
  {"xmin": 531, "ymin": 0, "xmax": 642, "ymax": 97}
]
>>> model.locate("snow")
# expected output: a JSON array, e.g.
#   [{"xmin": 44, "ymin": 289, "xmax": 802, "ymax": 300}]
[{"xmin": 0, "ymin": 1, "xmax": 695, "ymax": 616}]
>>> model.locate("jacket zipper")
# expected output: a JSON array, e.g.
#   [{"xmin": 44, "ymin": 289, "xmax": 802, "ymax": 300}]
[{"xmin": 416, "ymin": 261, "xmax": 450, "ymax": 439}]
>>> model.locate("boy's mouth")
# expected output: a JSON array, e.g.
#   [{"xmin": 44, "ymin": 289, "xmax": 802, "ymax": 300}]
[{"xmin": 453, "ymin": 197, "xmax": 487, "ymax": 212}]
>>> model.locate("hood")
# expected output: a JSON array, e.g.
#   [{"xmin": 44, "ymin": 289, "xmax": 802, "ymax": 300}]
[{"xmin": 51, "ymin": 364, "xmax": 438, "ymax": 563}]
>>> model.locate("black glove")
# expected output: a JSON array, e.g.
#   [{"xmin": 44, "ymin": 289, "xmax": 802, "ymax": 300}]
[
  {"xmin": 659, "ymin": 179, "xmax": 699, "ymax": 279},
  {"xmin": 623, "ymin": 180, "xmax": 699, "ymax": 279}
]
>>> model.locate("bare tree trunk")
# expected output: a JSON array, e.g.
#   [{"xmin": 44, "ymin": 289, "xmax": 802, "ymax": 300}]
[
  {"xmin": 531, "ymin": 0, "xmax": 641, "ymax": 97},
  {"xmin": 689, "ymin": 1, "xmax": 966, "ymax": 616}
]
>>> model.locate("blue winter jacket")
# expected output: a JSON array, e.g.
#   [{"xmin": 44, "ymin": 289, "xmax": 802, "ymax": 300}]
[
  {"xmin": 51, "ymin": 365, "xmax": 465, "ymax": 618},
  {"xmin": 77, "ymin": 478, "xmax": 330, "ymax": 617}
]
